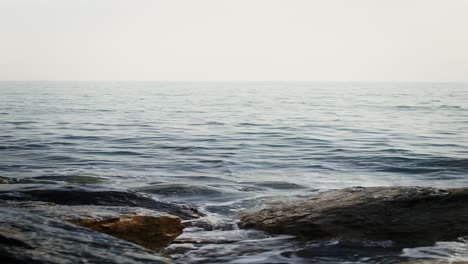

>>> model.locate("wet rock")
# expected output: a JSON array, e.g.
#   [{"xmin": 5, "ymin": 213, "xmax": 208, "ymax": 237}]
[
  {"xmin": 0, "ymin": 200, "xmax": 185, "ymax": 250},
  {"xmin": 0, "ymin": 207, "xmax": 172, "ymax": 264},
  {"xmin": 70, "ymin": 215, "xmax": 184, "ymax": 251},
  {"xmin": 0, "ymin": 200, "xmax": 171, "ymax": 221},
  {"xmin": 0, "ymin": 184, "xmax": 203, "ymax": 253},
  {"xmin": 399, "ymin": 260, "xmax": 468, "ymax": 264},
  {"xmin": 240, "ymin": 186, "xmax": 468, "ymax": 247},
  {"xmin": 0, "ymin": 184, "xmax": 203, "ymax": 219}
]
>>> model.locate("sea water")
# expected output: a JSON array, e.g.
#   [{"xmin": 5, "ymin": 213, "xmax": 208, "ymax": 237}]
[{"xmin": 1, "ymin": 81, "xmax": 468, "ymax": 263}]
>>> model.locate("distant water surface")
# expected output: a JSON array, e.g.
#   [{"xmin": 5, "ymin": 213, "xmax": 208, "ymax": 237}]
[{"xmin": 1, "ymin": 82, "xmax": 468, "ymax": 263}]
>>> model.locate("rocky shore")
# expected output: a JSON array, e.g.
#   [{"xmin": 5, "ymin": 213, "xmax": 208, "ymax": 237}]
[
  {"xmin": 0, "ymin": 183, "xmax": 204, "ymax": 263},
  {"xmin": 1, "ymin": 182, "xmax": 468, "ymax": 263}
]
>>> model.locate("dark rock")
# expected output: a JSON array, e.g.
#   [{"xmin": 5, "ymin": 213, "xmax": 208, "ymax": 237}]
[
  {"xmin": 240, "ymin": 186, "xmax": 468, "ymax": 247},
  {"xmin": 399, "ymin": 260, "xmax": 467, "ymax": 264},
  {"xmin": 0, "ymin": 208, "xmax": 171, "ymax": 264},
  {"xmin": 0, "ymin": 201, "xmax": 185, "ymax": 250},
  {"xmin": 0, "ymin": 184, "xmax": 203, "ymax": 219},
  {"xmin": 0, "ymin": 200, "xmax": 171, "ymax": 221}
]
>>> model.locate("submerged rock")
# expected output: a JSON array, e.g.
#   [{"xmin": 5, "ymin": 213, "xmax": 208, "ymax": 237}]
[
  {"xmin": 0, "ymin": 208, "xmax": 172, "ymax": 264},
  {"xmin": 240, "ymin": 186, "xmax": 468, "ymax": 247},
  {"xmin": 0, "ymin": 184, "xmax": 203, "ymax": 219},
  {"xmin": 135, "ymin": 183, "xmax": 224, "ymax": 197}
]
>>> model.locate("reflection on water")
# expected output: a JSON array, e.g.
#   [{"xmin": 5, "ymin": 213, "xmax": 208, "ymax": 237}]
[{"xmin": 1, "ymin": 82, "xmax": 468, "ymax": 263}]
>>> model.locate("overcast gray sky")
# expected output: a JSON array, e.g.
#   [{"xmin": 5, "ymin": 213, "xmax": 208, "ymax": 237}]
[{"xmin": 1, "ymin": 0, "xmax": 467, "ymax": 81}]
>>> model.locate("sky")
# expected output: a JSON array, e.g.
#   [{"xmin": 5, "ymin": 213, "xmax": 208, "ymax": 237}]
[{"xmin": 0, "ymin": 0, "xmax": 467, "ymax": 82}]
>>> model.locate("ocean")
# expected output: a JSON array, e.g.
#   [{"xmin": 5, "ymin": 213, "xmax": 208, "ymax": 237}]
[{"xmin": 1, "ymin": 81, "xmax": 468, "ymax": 263}]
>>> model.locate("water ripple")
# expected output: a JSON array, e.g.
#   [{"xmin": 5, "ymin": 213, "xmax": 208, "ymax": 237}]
[{"xmin": 1, "ymin": 82, "xmax": 468, "ymax": 263}]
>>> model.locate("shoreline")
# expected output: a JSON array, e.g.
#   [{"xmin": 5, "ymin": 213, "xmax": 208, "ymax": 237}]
[{"xmin": 1, "ymin": 183, "xmax": 468, "ymax": 263}]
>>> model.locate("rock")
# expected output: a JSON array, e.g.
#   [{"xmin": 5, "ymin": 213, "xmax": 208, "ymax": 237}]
[
  {"xmin": 0, "ymin": 184, "xmax": 204, "ymax": 261},
  {"xmin": 399, "ymin": 260, "xmax": 468, "ymax": 264},
  {"xmin": 0, "ymin": 200, "xmax": 173, "ymax": 221},
  {"xmin": 0, "ymin": 200, "xmax": 186, "ymax": 251},
  {"xmin": 0, "ymin": 208, "xmax": 172, "ymax": 264},
  {"xmin": 0, "ymin": 184, "xmax": 203, "ymax": 219},
  {"xmin": 70, "ymin": 215, "xmax": 184, "ymax": 251},
  {"xmin": 240, "ymin": 186, "xmax": 468, "ymax": 247}
]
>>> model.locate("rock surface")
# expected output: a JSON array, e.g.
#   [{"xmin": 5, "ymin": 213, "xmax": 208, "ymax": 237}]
[
  {"xmin": 240, "ymin": 186, "xmax": 468, "ymax": 247},
  {"xmin": 70, "ymin": 215, "xmax": 184, "ymax": 251},
  {"xmin": 0, "ymin": 200, "xmax": 186, "ymax": 251},
  {"xmin": 399, "ymin": 260, "xmax": 468, "ymax": 264},
  {"xmin": 0, "ymin": 183, "xmax": 204, "ymax": 262},
  {"xmin": 0, "ymin": 208, "xmax": 172, "ymax": 264},
  {"xmin": 0, "ymin": 184, "xmax": 203, "ymax": 219}
]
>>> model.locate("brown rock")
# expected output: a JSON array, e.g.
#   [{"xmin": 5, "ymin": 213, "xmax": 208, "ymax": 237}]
[
  {"xmin": 0, "ymin": 196, "xmax": 188, "ymax": 251},
  {"xmin": 240, "ymin": 186, "xmax": 468, "ymax": 247},
  {"xmin": 0, "ymin": 208, "xmax": 172, "ymax": 264},
  {"xmin": 70, "ymin": 215, "xmax": 184, "ymax": 251}
]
